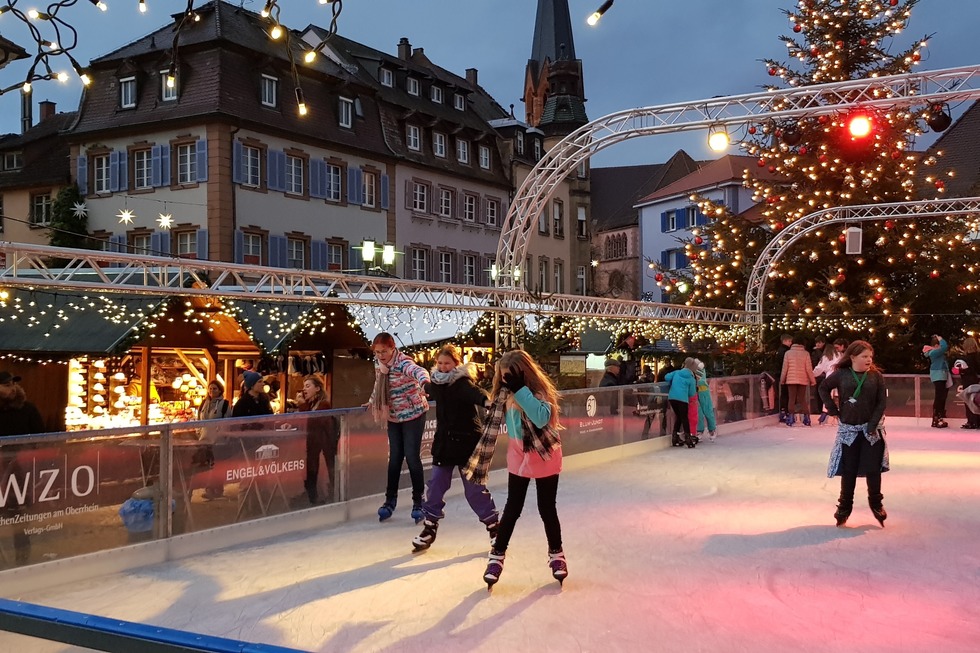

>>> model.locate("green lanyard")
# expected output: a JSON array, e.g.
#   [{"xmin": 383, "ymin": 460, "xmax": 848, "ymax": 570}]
[{"xmin": 850, "ymin": 369, "xmax": 868, "ymax": 400}]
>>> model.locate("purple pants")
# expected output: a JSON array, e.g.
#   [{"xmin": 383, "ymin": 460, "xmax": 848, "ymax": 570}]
[{"xmin": 422, "ymin": 464, "xmax": 498, "ymax": 525}]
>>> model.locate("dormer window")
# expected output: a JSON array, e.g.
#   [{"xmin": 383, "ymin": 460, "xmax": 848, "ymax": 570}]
[
  {"xmin": 433, "ymin": 132, "xmax": 446, "ymax": 158},
  {"xmin": 407, "ymin": 77, "xmax": 420, "ymax": 96},
  {"xmin": 454, "ymin": 93, "xmax": 465, "ymax": 111},
  {"xmin": 479, "ymin": 144, "xmax": 491, "ymax": 170},
  {"xmin": 516, "ymin": 131, "xmax": 525, "ymax": 155},
  {"xmin": 534, "ymin": 138, "xmax": 542, "ymax": 160},
  {"xmin": 430, "ymin": 86, "xmax": 443, "ymax": 104},
  {"xmin": 3, "ymin": 152, "xmax": 24, "ymax": 171},
  {"xmin": 119, "ymin": 76, "xmax": 137, "ymax": 109},
  {"xmin": 456, "ymin": 139, "xmax": 469, "ymax": 164},
  {"xmin": 159, "ymin": 70, "xmax": 178, "ymax": 101},
  {"xmin": 380, "ymin": 68, "xmax": 393, "ymax": 87},
  {"xmin": 261, "ymin": 74, "xmax": 279, "ymax": 108},
  {"xmin": 406, "ymin": 124, "xmax": 421, "ymax": 151},
  {"xmin": 339, "ymin": 96, "xmax": 354, "ymax": 128}
]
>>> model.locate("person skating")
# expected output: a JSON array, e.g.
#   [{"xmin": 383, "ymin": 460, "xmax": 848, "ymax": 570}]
[
  {"xmin": 818, "ymin": 340, "xmax": 889, "ymax": 528},
  {"xmin": 780, "ymin": 335, "xmax": 817, "ymax": 427},
  {"xmin": 462, "ymin": 349, "xmax": 565, "ymax": 589},
  {"xmin": 952, "ymin": 337, "xmax": 980, "ymax": 429},
  {"xmin": 922, "ymin": 335, "xmax": 950, "ymax": 428},
  {"xmin": 694, "ymin": 360, "xmax": 718, "ymax": 442},
  {"xmin": 412, "ymin": 345, "xmax": 498, "ymax": 552},
  {"xmin": 664, "ymin": 358, "xmax": 699, "ymax": 447}
]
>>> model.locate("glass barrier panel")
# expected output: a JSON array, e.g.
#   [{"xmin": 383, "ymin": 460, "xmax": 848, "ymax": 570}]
[
  {"xmin": 623, "ymin": 383, "xmax": 672, "ymax": 443},
  {"xmin": 558, "ymin": 388, "xmax": 624, "ymax": 455},
  {"xmin": 883, "ymin": 374, "xmax": 918, "ymax": 418}
]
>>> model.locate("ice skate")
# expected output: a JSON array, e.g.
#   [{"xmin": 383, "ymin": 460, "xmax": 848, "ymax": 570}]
[
  {"xmin": 802, "ymin": 414, "xmax": 812, "ymax": 427},
  {"xmin": 834, "ymin": 500, "xmax": 852, "ymax": 527},
  {"xmin": 548, "ymin": 549, "xmax": 568, "ymax": 585},
  {"xmin": 685, "ymin": 434, "xmax": 698, "ymax": 448},
  {"xmin": 708, "ymin": 430, "xmax": 717, "ymax": 442},
  {"xmin": 485, "ymin": 520, "xmax": 499, "ymax": 547},
  {"xmin": 818, "ymin": 412, "xmax": 828, "ymax": 425},
  {"xmin": 378, "ymin": 501, "xmax": 395, "ymax": 522},
  {"xmin": 869, "ymin": 493, "xmax": 887, "ymax": 527},
  {"xmin": 671, "ymin": 432, "xmax": 685, "ymax": 447},
  {"xmin": 411, "ymin": 504, "xmax": 424, "ymax": 524},
  {"xmin": 412, "ymin": 519, "xmax": 438, "ymax": 552},
  {"xmin": 484, "ymin": 549, "xmax": 505, "ymax": 590}
]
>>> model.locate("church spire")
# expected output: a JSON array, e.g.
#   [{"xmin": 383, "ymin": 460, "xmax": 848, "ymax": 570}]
[
  {"xmin": 523, "ymin": 0, "xmax": 587, "ymax": 136},
  {"xmin": 530, "ymin": 0, "xmax": 576, "ymax": 68}
]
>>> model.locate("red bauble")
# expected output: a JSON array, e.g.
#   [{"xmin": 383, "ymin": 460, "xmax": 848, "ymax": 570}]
[
  {"xmin": 768, "ymin": 165, "xmax": 777, "ymax": 173},
  {"xmin": 889, "ymin": 0, "xmax": 898, "ymax": 5},
  {"xmin": 818, "ymin": 115, "xmax": 829, "ymax": 124},
  {"xmin": 884, "ymin": 220, "xmax": 895, "ymax": 229},
  {"xmin": 793, "ymin": 24, "xmax": 802, "ymax": 33},
  {"xmin": 694, "ymin": 236, "xmax": 704, "ymax": 245},
  {"xmin": 930, "ymin": 269, "xmax": 940, "ymax": 279},
  {"xmin": 838, "ymin": 234, "xmax": 847, "ymax": 242},
  {"xmin": 654, "ymin": 273, "xmax": 664, "ymax": 282},
  {"xmin": 860, "ymin": 38, "xmax": 868, "ymax": 46},
  {"xmin": 835, "ymin": 40, "xmax": 844, "ymax": 48},
  {"xmin": 748, "ymin": 125, "xmax": 757, "ymax": 134},
  {"xmin": 768, "ymin": 67, "xmax": 778, "ymax": 76},
  {"xmin": 818, "ymin": 153, "xmax": 827, "ymax": 162},
  {"xmin": 912, "ymin": 52, "xmax": 921, "ymax": 62},
  {"xmin": 935, "ymin": 180, "xmax": 945, "ymax": 189},
  {"xmin": 810, "ymin": 47, "xmax": 820, "ymax": 56},
  {"xmin": 670, "ymin": 278, "xmax": 678, "ymax": 285},
  {"xmin": 775, "ymin": 129, "xmax": 783, "ymax": 137},
  {"xmin": 891, "ymin": 150, "xmax": 902, "ymax": 159},
  {"xmin": 688, "ymin": 252, "xmax": 698, "ymax": 260},
  {"xmin": 836, "ymin": 274, "xmax": 846, "ymax": 284},
  {"xmin": 874, "ymin": 292, "xmax": 884, "ymax": 301},
  {"xmin": 799, "ymin": 146, "xmax": 807, "ymax": 155},
  {"xmin": 757, "ymin": 158, "xmax": 767, "ymax": 167},
  {"xmin": 775, "ymin": 221, "xmax": 785, "ymax": 230}
]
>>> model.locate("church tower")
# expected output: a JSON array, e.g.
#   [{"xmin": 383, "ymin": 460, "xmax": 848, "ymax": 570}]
[{"xmin": 523, "ymin": 0, "xmax": 588, "ymax": 137}]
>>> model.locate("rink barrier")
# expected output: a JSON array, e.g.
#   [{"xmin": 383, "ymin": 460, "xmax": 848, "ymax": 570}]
[{"xmin": 0, "ymin": 598, "xmax": 306, "ymax": 652}]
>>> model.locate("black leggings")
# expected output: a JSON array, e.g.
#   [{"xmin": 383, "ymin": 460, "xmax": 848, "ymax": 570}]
[
  {"xmin": 669, "ymin": 399, "xmax": 691, "ymax": 436},
  {"xmin": 493, "ymin": 473, "xmax": 562, "ymax": 553},
  {"xmin": 933, "ymin": 380, "xmax": 949, "ymax": 418}
]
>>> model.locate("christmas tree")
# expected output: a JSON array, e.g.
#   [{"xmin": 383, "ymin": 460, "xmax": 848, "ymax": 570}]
[{"xmin": 669, "ymin": 0, "xmax": 978, "ymax": 367}]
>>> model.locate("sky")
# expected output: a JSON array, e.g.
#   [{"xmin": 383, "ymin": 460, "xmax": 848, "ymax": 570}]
[
  {"xmin": 2, "ymin": 0, "xmax": 980, "ymax": 166},
  {"xmin": 3, "ymin": 418, "xmax": 980, "ymax": 652}
]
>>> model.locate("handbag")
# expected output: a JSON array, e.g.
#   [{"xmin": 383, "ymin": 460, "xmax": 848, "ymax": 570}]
[{"xmin": 946, "ymin": 370, "xmax": 954, "ymax": 389}]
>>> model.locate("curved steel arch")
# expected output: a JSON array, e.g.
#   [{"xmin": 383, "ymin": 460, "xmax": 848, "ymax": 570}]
[
  {"xmin": 744, "ymin": 197, "xmax": 980, "ymax": 325},
  {"xmin": 495, "ymin": 64, "xmax": 980, "ymax": 288}
]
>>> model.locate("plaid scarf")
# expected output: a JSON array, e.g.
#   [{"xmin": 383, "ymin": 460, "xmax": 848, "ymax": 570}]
[{"xmin": 463, "ymin": 389, "xmax": 560, "ymax": 485}]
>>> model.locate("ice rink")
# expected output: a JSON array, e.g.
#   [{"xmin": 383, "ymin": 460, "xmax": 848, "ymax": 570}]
[{"xmin": 4, "ymin": 418, "xmax": 980, "ymax": 653}]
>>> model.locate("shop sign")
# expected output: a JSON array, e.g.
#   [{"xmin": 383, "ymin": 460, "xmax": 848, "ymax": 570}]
[{"xmin": 0, "ymin": 452, "xmax": 102, "ymax": 513}]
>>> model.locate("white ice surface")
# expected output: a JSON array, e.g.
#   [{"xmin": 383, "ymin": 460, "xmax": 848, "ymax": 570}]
[{"xmin": 4, "ymin": 419, "xmax": 980, "ymax": 653}]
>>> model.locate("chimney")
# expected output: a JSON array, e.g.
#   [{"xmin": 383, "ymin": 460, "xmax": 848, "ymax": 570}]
[
  {"xmin": 413, "ymin": 47, "xmax": 424, "ymax": 57},
  {"xmin": 20, "ymin": 93, "xmax": 32, "ymax": 134},
  {"xmin": 39, "ymin": 100, "xmax": 57, "ymax": 121},
  {"xmin": 397, "ymin": 37, "xmax": 412, "ymax": 60},
  {"xmin": 466, "ymin": 68, "xmax": 478, "ymax": 86}
]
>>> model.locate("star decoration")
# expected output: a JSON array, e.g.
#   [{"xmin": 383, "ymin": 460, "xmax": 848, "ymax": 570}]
[
  {"xmin": 72, "ymin": 202, "xmax": 88, "ymax": 218},
  {"xmin": 117, "ymin": 209, "xmax": 135, "ymax": 225},
  {"xmin": 157, "ymin": 213, "xmax": 174, "ymax": 229}
]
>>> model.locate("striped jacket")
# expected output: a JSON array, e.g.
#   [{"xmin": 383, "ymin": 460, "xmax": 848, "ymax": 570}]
[{"xmin": 373, "ymin": 351, "xmax": 430, "ymax": 423}]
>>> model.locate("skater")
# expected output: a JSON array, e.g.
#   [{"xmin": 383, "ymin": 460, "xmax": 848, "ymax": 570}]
[
  {"xmin": 296, "ymin": 374, "xmax": 339, "ymax": 505},
  {"xmin": 412, "ymin": 344, "xmax": 498, "ymax": 552},
  {"xmin": 598, "ymin": 358, "xmax": 622, "ymax": 415},
  {"xmin": 694, "ymin": 360, "xmax": 717, "ymax": 442},
  {"xmin": 922, "ymin": 335, "xmax": 950, "ymax": 428},
  {"xmin": 780, "ymin": 335, "xmax": 816, "ymax": 426},
  {"xmin": 812, "ymin": 343, "xmax": 841, "ymax": 425},
  {"xmin": 462, "ymin": 349, "xmax": 566, "ymax": 588},
  {"xmin": 818, "ymin": 340, "xmax": 889, "ymax": 528},
  {"xmin": 953, "ymin": 337, "xmax": 980, "ymax": 429},
  {"xmin": 664, "ymin": 358, "xmax": 699, "ymax": 447},
  {"xmin": 774, "ymin": 333, "xmax": 793, "ymax": 420},
  {"xmin": 366, "ymin": 332, "xmax": 430, "ymax": 523}
]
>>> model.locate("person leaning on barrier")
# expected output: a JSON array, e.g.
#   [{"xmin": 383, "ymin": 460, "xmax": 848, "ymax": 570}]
[
  {"xmin": 0, "ymin": 371, "xmax": 44, "ymax": 565},
  {"xmin": 599, "ymin": 358, "xmax": 622, "ymax": 415}
]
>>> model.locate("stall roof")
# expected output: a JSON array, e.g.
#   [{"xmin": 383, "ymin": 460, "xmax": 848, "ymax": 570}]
[
  {"xmin": 226, "ymin": 299, "xmax": 367, "ymax": 353},
  {"xmin": 0, "ymin": 289, "xmax": 166, "ymax": 354}
]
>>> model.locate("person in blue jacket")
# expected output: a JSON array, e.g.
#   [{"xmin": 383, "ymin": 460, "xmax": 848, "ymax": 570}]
[
  {"xmin": 694, "ymin": 360, "xmax": 718, "ymax": 442},
  {"xmin": 923, "ymin": 335, "xmax": 950, "ymax": 428},
  {"xmin": 665, "ymin": 358, "xmax": 699, "ymax": 448}
]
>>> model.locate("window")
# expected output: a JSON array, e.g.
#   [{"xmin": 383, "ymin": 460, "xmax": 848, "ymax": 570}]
[
  {"xmin": 175, "ymin": 143, "xmax": 197, "ymax": 185},
  {"xmin": 120, "ymin": 76, "xmax": 136, "ymax": 108},
  {"xmin": 456, "ymin": 139, "xmax": 469, "ymax": 164},
  {"xmin": 133, "ymin": 149, "xmax": 151, "ymax": 190},
  {"xmin": 159, "ymin": 70, "xmax": 177, "ymax": 101},
  {"xmin": 438, "ymin": 251, "xmax": 453, "ymax": 283},
  {"xmin": 484, "ymin": 256, "xmax": 495, "ymax": 286},
  {"xmin": 553, "ymin": 200, "xmax": 564, "ymax": 237},
  {"xmin": 430, "ymin": 86, "xmax": 443, "ymax": 103},
  {"xmin": 454, "ymin": 93, "xmax": 465, "ymax": 111},
  {"xmin": 412, "ymin": 181, "xmax": 428, "ymax": 213},
  {"xmin": 538, "ymin": 210, "xmax": 548, "ymax": 234},
  {"xmin": 243, "ymin": 233, "xmax": 263, "ymax": 265},
  {"xmin": 686, "ymin": 206, "xmax": 698, "ymax": 228},
  {"xmin": 538, "ymin": 259, "xmax": 549, "ymax": 292},
  {"xmin": 287, "ymin": 238, "xmax": 305, "ymax": 268},
  {"xmin": 533, "ymin": 138, "xmax": 542, "ymax": 160},
  {"xmin": 327, "ymin": 242, "xmax": 344, "ymax": 270},
  {"xmin": 666, "ymin": 210, "xmax": 677, "ymax": 232},
  {"xmin": 129, "ymin": 233, "xmax": 150, "ymax": 255},
  {"xmin": 362, "ymin": 171, "xmax": 376, "ymax": 208},
  {"xmin": 576, "ymin": 266, "xmax": 587, "ymax": 295},
  {"xmin": 516, "ymin": 131, "xmax": 525, "ymax": 155},
  {"xmin": 93, "ymin": 154, "xmax": 110, "ymax": 194},
  {"xmin": 30, "ymin": 193, "xmax": 52, "ymax": 226},
  {"xmin": 433, "ymin": 132, "xmax": 446, "ymax": 158},
  {"xmin": 554, "ymin": 261, "xmax": 564, "ymax": 293},
  {"xmin": 243, "ymin": 145, "xmax": 261, "ymax": 187},
  {"xmin": 605, "ymin": 234, "xmax": 628, "ymax": 259},
  {"xmin": 577, "ymin": 206, "xmax": 588, "ymax": 238},
  {"xmin": 411, "ymin": 248, "xmax": 427, "ymax": 280},
  {"xmin": 0, "ymin": 195, "xmax": 3, "ymax": 233},
  {"xmin": 380, "ymin": 68, "xmax": 393, "ymax": 87},
  {"xmin": 406, "ymin": 125, "xmax": 421, "ymax": 151},
  {"xmin": 463, "ymin": 194, "xmax": 477, "ymax": 222},
  {"xmin": 176, "ymin": 230, "xmax": 197, "ymax": 258},
  {"xmin": 338, "ymin": 97, "xmax": 354, "ymax": 128},
  {"xmin": 261, "ymin": 75, "xmax": 278, "ymax": 108},
  {"xmin": 577, "ymin": 160, "xmax": 587, "ymax": 178},
  {"xmin": 486, "ymin": 199, "xmax": 499, "ymax": 227},
  {"xmin": 407, "ymin": 77, "xmax": 420, "ymax": 96},
  {"xmin": 479, "ymin": 145, "xmax": 491, "ymax": 170},
  {"xmin": 285, "ymin": 154, "xmax": 304, "ymax": 195},
  {"xmin": 463, "ymin": 255, "xmax": 476, "ymax": 286},
  {"xmin": 326, "ymin": 163, "xmax": 342, "ymax": 201},
  {"xmin": 439, "ymin": 188, "xmax": 454, "ymax": 218},
  {"xmin": 3, "ymin": 152, "xmax": 23, "ymax": 170}
]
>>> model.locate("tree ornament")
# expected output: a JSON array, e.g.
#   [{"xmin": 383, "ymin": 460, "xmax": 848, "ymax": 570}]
[
  {"xmin": 874, "ymin": 292, "xmax": 884, "ymax": 301},
  {"xmin": 654, "ymin": 272, "xmax": 663, "ymax": 282},
  {"xmin": 758, "ymin": 158, "xmax": 767, "ymax": 167},
  {"xmin": 836, "ymin": 274, "xmax": 846, "ymax": 284},
  {"xmin": 889, "ymin": 0, "xmax": 898, "ymax": 5},
  {"xmin": 748, "ymin": 125, "xmax": 757, "ymax": 134},
  {"xmin": 930, "ymin": 269, "xmax": 940, "ymax": 279},
  {"xmin": 799, "ymin": 146, "xmax": 808, "ymax": 155},
  {"xmin": 768, "ymin": 165, "xmax": 777, "ymax": 173},
  {"xmin": 884, "ymin": 220, "xmax": 895, "ymax": 229},
  {"xmin": 793, "ymin": 24, "xmax": 802, "ymax": 33},
  {"xmin": 768, "ymin": 67, "xmax": 778, "ymax": 76},
  {"xmin": 694, "ymin": 236, "xmax": 704, "ymax": 245}
]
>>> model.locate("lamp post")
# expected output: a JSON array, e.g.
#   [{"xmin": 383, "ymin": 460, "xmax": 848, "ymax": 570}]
[{"xmin": 360, "ymin": 239, "xmax": 397, "ymax": 276}]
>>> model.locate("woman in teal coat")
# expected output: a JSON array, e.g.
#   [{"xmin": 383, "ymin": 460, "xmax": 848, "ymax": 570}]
[
  {"xmin": 694, "ymin": 360, "xmax": 717, "ymax": 442},
  {"xmin": 664, "ymin": 358, "xmax": 699, "ymax": 448},
  {"xmin": 923, "ymin": 335, "xmax": 950, "ymax": 428}
]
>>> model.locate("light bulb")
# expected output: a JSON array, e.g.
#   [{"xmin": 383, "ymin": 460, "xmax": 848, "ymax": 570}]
[
  {"xmin": 304, "ymin": 50, "xmax": 317, "ymax": 63},
  {"xmin": 139, "ymin": 0, "xmax": 146, "ymax": 12},
  {"xmin": 270, "ymin": 25, "xmax": 283, "ymax": 40}
]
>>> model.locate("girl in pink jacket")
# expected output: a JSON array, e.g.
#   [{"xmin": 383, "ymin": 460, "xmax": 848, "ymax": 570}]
[{"xmin": 780, "ymin": 336, "xmax": 817, "ymax": 426}]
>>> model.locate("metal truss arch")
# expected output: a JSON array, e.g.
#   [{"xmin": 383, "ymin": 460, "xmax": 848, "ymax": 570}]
[
  {"xmin": 744, "ymin": 197, "xmax": 980, "ymax": 324},
  {"xmin": 496, "ymin": 64, "xmax": 980, "ymax": 287}
]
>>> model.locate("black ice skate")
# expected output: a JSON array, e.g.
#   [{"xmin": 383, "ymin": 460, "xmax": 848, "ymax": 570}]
[
  {"xmin": 484, "ymin": 549, "xmax": 505, "ymax": 590},
  {"xmin": 869, "ymin": 493, "xmax": 887, "ymax": 527},
  {"xmin": 412, "ymin": 519, "xmax": 438, "ymax": 552},
  {"xmin": 548, "ymin": 549, "xmax": 568, "ymax": 585}
]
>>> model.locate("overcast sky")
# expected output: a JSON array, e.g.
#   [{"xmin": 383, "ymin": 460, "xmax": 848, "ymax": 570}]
[{"xmin": 2, "ymin": 0, "xmax": 980, "ymax": 166}]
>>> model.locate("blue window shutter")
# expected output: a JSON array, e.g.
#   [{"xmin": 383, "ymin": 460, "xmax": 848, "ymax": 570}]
[
  {"xmin": 347, "ymin": 167, "xmax": 357, "ymax": 204},
  {"xmin": 117, "ymin": 151, "xmax": 128, "ymax": 191},
  {"xmin": 77, "ymin": 155, "xmax": 88, "ymax": 195},
  {"xmin": 311, "ymin": 240, "xmax": 325, "ymax": 270},
  {"xmin": 696, "ymin": 210, "xmax": 707, "ymax": 226},
  {"xmin": 234, "ymin": 229, "xmax": 244, "ymax": 264},
  {"xmin": 266, "ymin": 149, "xmax": 276, "ymax": 190},
  {"xmin": 149, "ymin": 232, "xmax": 161, "ymax": 255},
  {"xmin": 380, "ymin": 173, "xmax": 389, "ymax": 209},
  {"xmin": 196, "ymin": 139, "xmax": 208, "ymax": 183},
  {"xmin": 310, "ymin": 159, "xmax": 324, "ymax": 198},
  {"xmin": 109, "ymin": 150, "xmax": 120, "ymax": 192},
  {"xmin": 196, "ymin": 229, "xmax": 209, "ymax": 260},
  {"xmin": 660, "ymin": 211, "xmax": 667, "ymax": 233},
  {"xmin": 276, "ymin": 151, "xmax": 286, "ymax": 191},
  {"xmin": 660, "ymin": 250, "xmax": 669, "ymax": 269},
  {"xmin": 353, "ymin": 168, "xmax": 363, "ymax": 205},
  {"xmin": 269, "ymin": 235, "xmax": 287, "ymax": 267},
  {"xmin": 160, "ymin": 145, "xmax": 171, "ymax": 186},
  {"xmin": 232, "ymin": 140, "xmax": 243, "ymax": 184},
  {"xmin": 160, "ymin": 231, "xmax": 172, "ymax": 256},
  {"xmin": 150, "ymin": 145, "xmax": 162, "ymax": 187}
]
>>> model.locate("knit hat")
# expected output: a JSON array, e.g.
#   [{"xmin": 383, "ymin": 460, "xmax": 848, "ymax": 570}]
[
  {"xmin": 242, "ymin": 370, "xmax": 262, "ymax": 391},
  {"xmin": 604, "ymin": 358, "xmax": 621, "ymax": 369}
]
